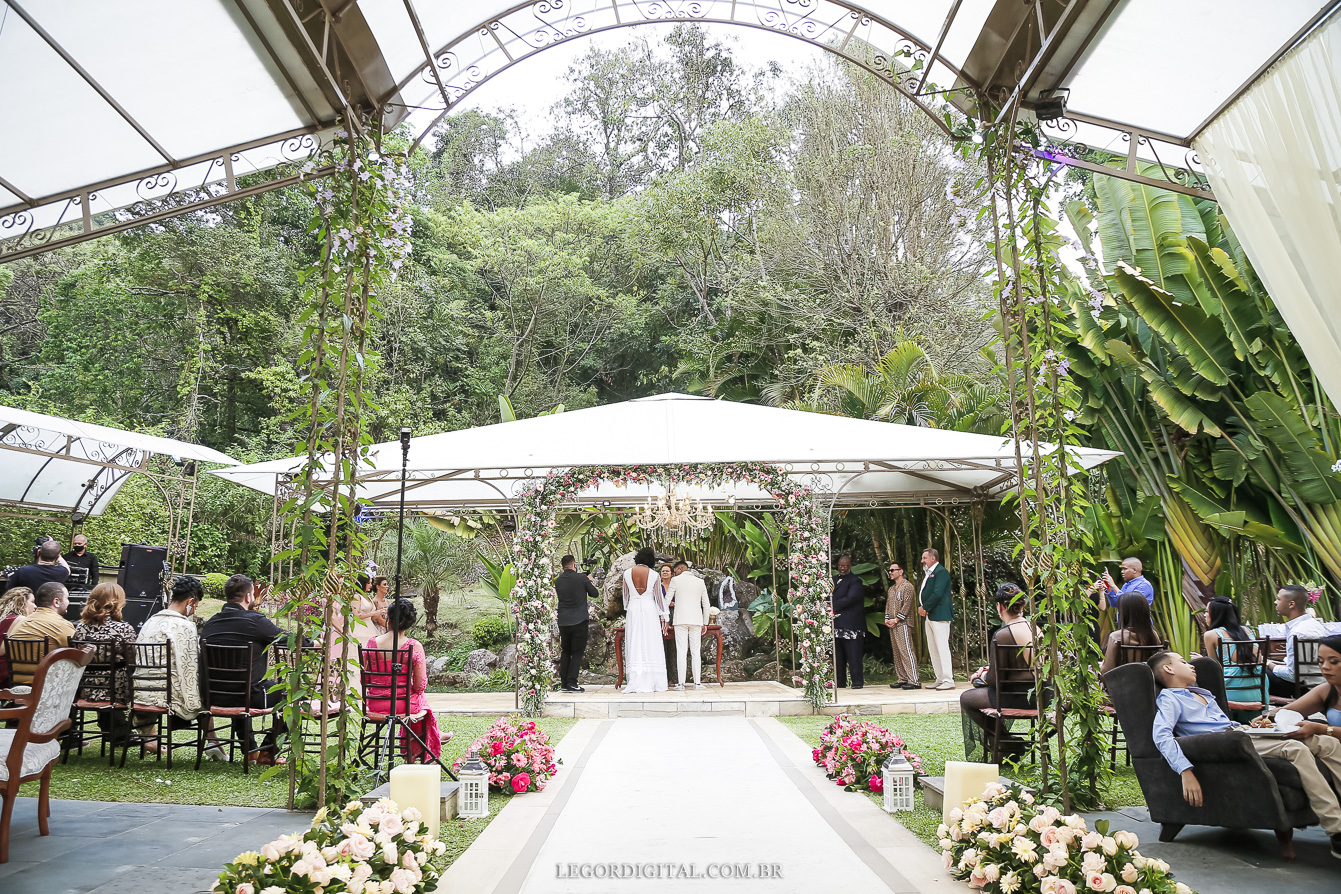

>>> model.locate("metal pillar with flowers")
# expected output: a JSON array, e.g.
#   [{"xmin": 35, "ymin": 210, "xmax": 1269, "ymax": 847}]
[{"xmin": 510, "ymin": 462, "xmax": 837, "ymax": 715}]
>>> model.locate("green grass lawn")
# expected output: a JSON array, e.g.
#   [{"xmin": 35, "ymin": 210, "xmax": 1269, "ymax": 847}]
[
  {"xmin": 776, "ymin": 713, "xmax": 1145, "ymax": 847},
  {"xmin": 20, "ymin": 713, "xmax": 576, "ymax": 812}
]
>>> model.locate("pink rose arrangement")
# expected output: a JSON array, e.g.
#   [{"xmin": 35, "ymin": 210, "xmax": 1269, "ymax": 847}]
[
  {"xmin": 941, "ymin": 780, "xmax": 1195, "ymax": 894},
  {"xmin": 214, "ymin": 798, "xmax": 444, "ymax": 894},
  {"xmin": 450, "ymin": 716, "xmax": 559, "ymax": 793},
  {"xmin": 812, "ymin": 714, "xmax": 922, "ymax": 792}
]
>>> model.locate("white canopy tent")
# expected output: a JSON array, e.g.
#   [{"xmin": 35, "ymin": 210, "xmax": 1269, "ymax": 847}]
[
  {"xmin": 210, "ymin": 393, "xmax": 1118, "ymax": 511},
  {"xmin": 0, "ymin": 402, "xmax": 238, "ymax": 518}
]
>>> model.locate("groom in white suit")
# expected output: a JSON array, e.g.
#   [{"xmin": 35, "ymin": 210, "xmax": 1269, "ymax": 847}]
[{"xmin": 666, "ymin": 561, "xmax": 712, "ymax": 690}]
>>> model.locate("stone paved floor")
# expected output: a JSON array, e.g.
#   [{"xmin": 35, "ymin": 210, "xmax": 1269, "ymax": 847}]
[
  {"xmin": 0, "ymin": 799, "xmax": 313, "ymax": 894},
  {"xmin": 1085, "ymin": 807, "xmax": 1338, "ymax": 894}
]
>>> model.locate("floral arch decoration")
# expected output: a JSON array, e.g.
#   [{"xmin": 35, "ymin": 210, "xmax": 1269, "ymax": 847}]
[{"xmin": 511, "ymin": 462, "xmax": 835, "ymax": 715}]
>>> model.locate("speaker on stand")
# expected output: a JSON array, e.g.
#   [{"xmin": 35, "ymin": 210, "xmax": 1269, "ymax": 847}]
[{"xmin": 117, "ymin": 543, "xmax": 169, "ymax": 630}]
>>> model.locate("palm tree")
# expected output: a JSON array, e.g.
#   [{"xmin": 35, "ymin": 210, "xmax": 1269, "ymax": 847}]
[
  {"xmin": 794, "ymin": 341, "xmax": 1004, "ymax": 433},
  {"xmin": 396, "ymin": 521, "xmax": 462, "ymax": 638}
]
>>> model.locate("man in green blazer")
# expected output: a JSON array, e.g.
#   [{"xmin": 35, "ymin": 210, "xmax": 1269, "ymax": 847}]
[{"xmin": 918, "ymin": 547, "xmax": 955, "ymax": 690}]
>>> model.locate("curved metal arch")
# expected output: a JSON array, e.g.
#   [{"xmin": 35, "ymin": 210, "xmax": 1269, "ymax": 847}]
[{"xmin": 399, "ymin": 0, "xmax": 969, "ymax": 153}]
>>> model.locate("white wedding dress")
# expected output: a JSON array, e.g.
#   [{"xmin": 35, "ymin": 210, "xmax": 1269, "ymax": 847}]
[{"xmin": 622, "ymin": 565, "xmax": 669, "ymax": 693}]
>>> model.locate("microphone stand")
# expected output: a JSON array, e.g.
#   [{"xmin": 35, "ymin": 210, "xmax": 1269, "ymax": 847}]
[{"xmin": 374, "ymin": 427, "xmax": 412, "ymax": 788}]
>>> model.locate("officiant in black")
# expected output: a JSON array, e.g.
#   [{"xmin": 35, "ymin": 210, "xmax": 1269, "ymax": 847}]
[
  {"xmin": 63, "ymin": 534, "xmax": 100, "ymax": 591},
  {"xmin": 555, "ymin": 555, "xmax": 599, "ymax": 693},
  {"xmin": 832, "ymin": 554, "xmax": 866, "ymax": 689}
]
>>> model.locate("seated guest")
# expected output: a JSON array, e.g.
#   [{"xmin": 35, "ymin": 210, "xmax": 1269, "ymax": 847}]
[
  {"xmin": 1267, "ymin": 584, "xmax": 1327, "ymax": 698},
  {"xmin": 7, "ymin": 539, "xmax": 71, "ymax": 594},
  {"xmin": 1263, "ymin": 634, "xmax": 1341, "ymax": 741},
  {"xmin": 72, "ymin": 583, "xmax": 136, "ymax": 743},
  {"xmin": 133, "ymin": 577, "xmax": 223, "ymax": 757},
  {"xmin": 1149, "ymin": 650, "xmax": 1341, "ymax": 858},
  {"xmin": 1202, "ymin": 595, "xmax": 1267, "ymax": 717},
  {"xmin": 365, "ymin": 598, "xmax": 441, "ymax": 762},
  {"xmin": 8, "ymin": 582, "xmax": 74, "ymax": 685},
  {"xmin": 960, "ymin": 583, "xmax": 1037, "ymax": 761},
  {"xmin": 200, "ymin": 573, "xmax": 287, "ymax": 764},
  {"xmin": 1100, "ymin": 591, "xmax": 1162, "ymax": 675},
  {"xmin": 0, "ymin": 587, "xmax": 35, "ymax": 687}
]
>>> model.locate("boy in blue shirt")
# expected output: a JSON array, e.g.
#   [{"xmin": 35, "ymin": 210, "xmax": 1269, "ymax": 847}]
[{"xmin": 1149, "ymin": 650, "xmax": 1341, "ymax": 859}]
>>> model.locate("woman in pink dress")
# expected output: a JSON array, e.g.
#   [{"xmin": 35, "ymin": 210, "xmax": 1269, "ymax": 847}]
[{"xmin": 364, "ymin": 598, "xmax": 442, "ymax": 762}]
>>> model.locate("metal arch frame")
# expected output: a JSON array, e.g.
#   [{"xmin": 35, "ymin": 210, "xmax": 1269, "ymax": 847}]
[{"xmin": 397, "ymin": 0, "xmax": 970, "ymax": 152}]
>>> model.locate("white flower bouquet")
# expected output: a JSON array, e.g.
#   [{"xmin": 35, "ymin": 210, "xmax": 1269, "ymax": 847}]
[
  {"xmin": 940, "ymin": 781, "xmax": 1195, "ymax": 894},
  {"xmin": 214, "ymin": 798, "xmax": 446, "ymax": 894}
]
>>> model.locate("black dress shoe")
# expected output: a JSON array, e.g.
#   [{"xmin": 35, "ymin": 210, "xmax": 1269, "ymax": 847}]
[
  {"xmin": 889, "ymin": 683, "xmax": 901, "ymax": 689},
  {"xmin": 902, "ymin": 683, "xmax": 921, "ymax": 690},
  {"xmin": 851, "ymin": 684, "xmax": 864, "ymax": 690}
]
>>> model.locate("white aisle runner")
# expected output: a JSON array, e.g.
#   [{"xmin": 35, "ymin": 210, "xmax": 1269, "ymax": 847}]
[{"xmin": 513, "ymin": 717, "xmax": 916, "ymax": 894}]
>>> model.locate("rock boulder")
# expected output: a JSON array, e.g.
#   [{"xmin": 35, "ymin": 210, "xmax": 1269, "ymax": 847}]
[
  {"xmin": 497, "ymin": 644, "xmax": 517, "ymax": 670},
  {"xmin": 462, "ymin": 648, "xmax": 498, "ymax": 677},
  {"xmin": 600, "ymin": 552, "xmax": 637, "ymax": 618}
]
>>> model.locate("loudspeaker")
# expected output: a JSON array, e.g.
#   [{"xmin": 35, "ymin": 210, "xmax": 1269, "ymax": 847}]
[
  {"xmin": 122, "ymin": 596, "xmax": 165, "ymax": 631},
  {"xmin": 118, "ymin": 543, "xmax": 168, "ymax": 600}
]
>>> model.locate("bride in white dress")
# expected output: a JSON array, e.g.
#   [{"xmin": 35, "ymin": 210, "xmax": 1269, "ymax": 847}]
[{"xmin": 623, "ymin": 547, "xmax": 670, "ymax": 693}]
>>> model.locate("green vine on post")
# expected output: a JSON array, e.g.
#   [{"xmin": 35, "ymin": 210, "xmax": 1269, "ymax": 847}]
[
  {"xmin": 959, "ymin": 114, "xmax": 1112, "ymax": 811},
  {"xmin": 271, "ymin": 120, "xmax": 414, "ymax": 809}
]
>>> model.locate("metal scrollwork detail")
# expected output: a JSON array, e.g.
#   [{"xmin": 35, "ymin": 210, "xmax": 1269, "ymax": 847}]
[
  {"xmin": 137, "ymin": 172, "xmax": 177, "ymax": 201},
  {"xmin": 281, "ymin": 135, "xmax": 317, "ymax": 161}
]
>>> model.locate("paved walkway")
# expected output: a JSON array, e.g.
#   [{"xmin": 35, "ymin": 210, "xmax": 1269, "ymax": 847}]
[
  {"xmin": 0, "ymin": 800, "xmax": 312, "ymax": 894},
  {"xmin": 1086, "ymin": 807, "xmax": 1338, "ymax": 894},
  {"xmin": 436, "ymin": 716, "xmax": 958, "ymax": 894},
  {"xmin": 427, "ymin": 680, "xmax": 968, "ymax": 717}
]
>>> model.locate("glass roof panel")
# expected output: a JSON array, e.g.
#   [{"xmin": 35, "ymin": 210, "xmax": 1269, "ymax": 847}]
[
  {"xmin": 357, "ymin": 0, "xmax": 425, "ymax": 84},
  {"xmin": 1065, "ymin": 0, "xmax": 1326, "ymax": 138},
  {"xmin": 22, "ymin": 0, "xmax": 309, "ymax": 162},
  {"xmin": 0, "ymin": 6, "xmax": 163, "ymax": 199}
]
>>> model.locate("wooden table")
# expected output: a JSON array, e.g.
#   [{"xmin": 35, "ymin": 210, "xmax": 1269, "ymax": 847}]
[{"xmin": 613, "ymin": 624, "xmax": 725, "ymax": 688}]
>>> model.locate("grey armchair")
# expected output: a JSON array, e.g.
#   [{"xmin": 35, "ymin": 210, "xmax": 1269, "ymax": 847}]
[{"xmin": 1104, "ymin": 656, "xmax": 1331, "ymax": 861}]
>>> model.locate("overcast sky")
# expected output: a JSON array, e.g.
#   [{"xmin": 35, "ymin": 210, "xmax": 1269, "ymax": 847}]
[{"xmin": 451, "ymin": 22, "xmax": 833, "ymax": 133}]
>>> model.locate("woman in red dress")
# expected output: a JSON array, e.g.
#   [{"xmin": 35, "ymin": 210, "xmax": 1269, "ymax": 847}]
[{"xmin": 364, "ymin": 598, "xmax": 441, "ymax": 761}]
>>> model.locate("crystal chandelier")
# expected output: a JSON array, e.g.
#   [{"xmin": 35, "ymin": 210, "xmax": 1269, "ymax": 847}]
[{"xmin": 631, "ymin": 488, "xmax": 715, "ymax": 538}]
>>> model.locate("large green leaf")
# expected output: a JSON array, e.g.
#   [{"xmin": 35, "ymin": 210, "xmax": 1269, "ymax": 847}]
[
  {"xmin": 1114, "ymin": 261, "xmax": 1235, "ymax": 386},
  {"xmin": 1185, "ymin": 238, "xmax": 1261, "ymax": 363},
  {"xmin": 1245, "ymin": 391, "xmax": 1341, "ymax": 503},
  {"xmin": 1137, "ymin": 365, "xmax": 1223, "ymax": 436},
  {"xmin": 1097, "ymin": 177, "xmax": 1200, "ymax": 305}
]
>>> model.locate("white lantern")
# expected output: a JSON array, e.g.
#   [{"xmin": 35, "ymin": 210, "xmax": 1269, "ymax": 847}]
[
  {"xmin": 882, "ymin": 752, "xmax": 915, "ymax": 813},
  {"xmin": 458, "ymin": 751, "xmax": 490, "ymax": 819}
]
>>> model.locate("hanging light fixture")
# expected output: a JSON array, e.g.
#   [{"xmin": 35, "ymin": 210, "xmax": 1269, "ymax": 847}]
[{"xmin": 632, "ymin": 486, "xmax": 714, "ymax": 539}]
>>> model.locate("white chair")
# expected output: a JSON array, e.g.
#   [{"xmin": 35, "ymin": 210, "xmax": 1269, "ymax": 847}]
[{"xmin": 0, "ymin": 646, "xmax": 93, "ymax": 863}]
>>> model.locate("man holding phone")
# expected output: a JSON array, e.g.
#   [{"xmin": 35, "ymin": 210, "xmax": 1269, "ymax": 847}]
[{"xmin": 1088, "ymin": 556, "xmax": 1154, "ymax": 631}]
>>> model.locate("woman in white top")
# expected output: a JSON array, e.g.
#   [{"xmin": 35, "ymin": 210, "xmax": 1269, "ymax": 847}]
[{"xmin": 623, "ymin": 547, "xmax": 670, "ymax": 693}]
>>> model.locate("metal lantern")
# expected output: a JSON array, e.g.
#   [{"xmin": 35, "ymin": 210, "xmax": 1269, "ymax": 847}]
[
  {"xmin": 458, "ymin": 751, "xmax": 490, "ymax": 819},
  {"xmin": 882, "ymin": 752, "xmax": 915, "ymax": 813}
]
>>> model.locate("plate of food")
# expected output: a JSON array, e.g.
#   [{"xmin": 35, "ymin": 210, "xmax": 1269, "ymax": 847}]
[{"xmin": 1244, "ymin": 709, "xmax": 1303, "ymax": 736}]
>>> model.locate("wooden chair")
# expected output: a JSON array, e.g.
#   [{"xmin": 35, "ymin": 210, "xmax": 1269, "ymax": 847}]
[
  {"xmin": 0, "ymin": 636, "xmax": 53, "ymax": 697},
  {"xmin": 64, "ymin": 639, "xmax": 130, "ymax": 764},
  {"xmin": 273, "ymin": 642, "xmax": 341, "ymax": 758},
  {"xmin": 122, "ymin": 642, "xmax": 195, "ymax": 768},
  {"xmin": 0, "ymin": 646, "xmax": 94, "ymax": 863},
  {"xmin": 198, "ymin": 641, "xmax": 276, "ymax": 773},
  {"xmin": 1212, "ymin": 636, "xmax": 1270, "ymax": 716},
  {"xmin": 979, "ymin": 642, "xmax": 1044, "ymax": 765},
  {"xmin": 1269, "ymin": 637, "xmax": 1324, "ymax": 706}
]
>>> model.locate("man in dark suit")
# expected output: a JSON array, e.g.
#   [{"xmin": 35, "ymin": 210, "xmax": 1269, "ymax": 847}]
[
  {"xmin": 555, "ymin": 555, "xmax": 599, "ymax": 692},
  {"xmin": 831, "ymin": 554, "xmax": 866, "ymax": 689},
  {"xmin": 200, "ymin": 573, "xmax": 287, "ymax": 763}
]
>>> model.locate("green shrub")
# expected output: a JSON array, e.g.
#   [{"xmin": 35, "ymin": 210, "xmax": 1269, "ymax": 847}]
[
  {"xmin": 202, "ymin": 572, "xmax": 229, "ymax": 600},
  {"xmin": 471, "ymin": 616, "xmax": 511, "ymax": 650}
]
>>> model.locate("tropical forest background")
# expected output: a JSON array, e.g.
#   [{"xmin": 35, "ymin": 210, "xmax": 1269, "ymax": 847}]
[{"xmin": 1, "ymin": 26, "xmax": 1338, "ymax": 663}]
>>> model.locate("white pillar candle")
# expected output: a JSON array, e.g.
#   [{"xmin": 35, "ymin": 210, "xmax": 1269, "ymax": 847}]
[
  {"xmin": 390, "ymin": 763, "xmax": 441, "ymax": 842},
  {"xmin": 941, "ymin": 761, "xmax": 999, "ymax": 824}
]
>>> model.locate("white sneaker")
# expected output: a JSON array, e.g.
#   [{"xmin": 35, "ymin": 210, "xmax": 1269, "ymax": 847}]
[
  {"xmin": 694, "ymin": 683, "xmax": 706, "ymax": 690},
  {"xmin": 935, "ymin": 681, "xmax": 956, "ymax": 691},
  {"xmin": 205, "ymin": 745, "xmax": 227, "ymax": 761},
  {"xmin": 673, "ymin": 684, "xmax": 685, "ymax": 691}
]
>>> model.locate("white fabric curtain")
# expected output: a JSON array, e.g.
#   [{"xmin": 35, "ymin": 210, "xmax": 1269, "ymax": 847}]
[{"xmin": 1194, "ymin": 11, "xmax": 1341, "ymax": 405}]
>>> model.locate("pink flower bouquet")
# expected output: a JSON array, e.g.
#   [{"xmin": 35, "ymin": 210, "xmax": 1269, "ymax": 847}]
[
  {"xmin": 450, "ymin": 716, "xmax": 559, "ymax": 793},
  {"xmin": 812, "ymin": 714, "xmax": 922, "ymax": 793}
]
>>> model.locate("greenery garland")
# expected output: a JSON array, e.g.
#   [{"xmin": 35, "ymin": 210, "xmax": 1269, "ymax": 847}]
[
  {"xmin": 271, "ymin": 124, "xmax": 415, "ymax": 808},
  {"xmin": 511, "ymin": 462, "xmax": 835, "ymax": 715}
]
